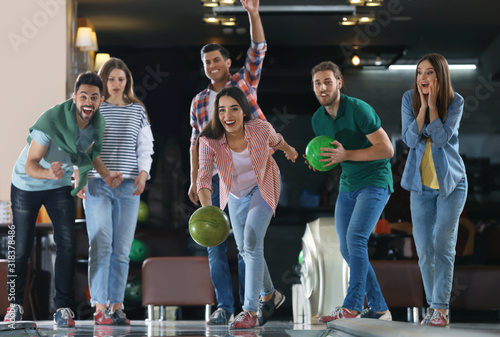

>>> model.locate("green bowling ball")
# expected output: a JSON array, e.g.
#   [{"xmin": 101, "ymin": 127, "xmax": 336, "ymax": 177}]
[
  {"xmin": 124, "ymin": 279, "xmax": 142, "ymax": 304},
  {"xmin": 305, "ymin": 135, "xmax": 338, "ymax": 171},
  {"xmin": 189, "ymin": 205, "xmax": 230, "ymax": 247},
  {"xmin": 137, "ymin": 200, "xmax": 149, "ymax": 222},
  {"xmin": 129, "ymin": 238, "xmax": 148, "ymax": 263}
]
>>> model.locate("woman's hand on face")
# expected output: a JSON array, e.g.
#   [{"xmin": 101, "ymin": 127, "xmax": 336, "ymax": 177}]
[
  {"xmin": 417, "ymin": 81, "xmax": 428, "ymax": 111},
  {"xmin": 427, "ymin": 78, "xmax": 439, "ymax": 108}
]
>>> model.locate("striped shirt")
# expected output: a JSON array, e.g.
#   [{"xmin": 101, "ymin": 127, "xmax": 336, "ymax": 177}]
[
  {"xmin": 190, "ymin": 40, "xmax": 267, "ymax": 150},
  {"xmin": 197, "ymin": 119, "xmax": 283, "ymax": 213},
  {"xmin": 88, "ymin": 101, "xmax": 153, "ymax": 179}
]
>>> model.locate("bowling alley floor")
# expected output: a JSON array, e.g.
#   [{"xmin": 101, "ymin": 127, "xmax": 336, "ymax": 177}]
[{"xmin": 2, "ymin": 319, "xmax": 500, "ymax": 337}]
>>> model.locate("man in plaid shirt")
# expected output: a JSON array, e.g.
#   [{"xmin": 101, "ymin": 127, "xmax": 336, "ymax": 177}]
[{"xmin": 188, "ymin": 0, "xmax": 269, "ymax": 326}]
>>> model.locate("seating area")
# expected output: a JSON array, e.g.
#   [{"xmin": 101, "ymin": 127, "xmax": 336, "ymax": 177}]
[
  {"xmin": 369, "ymin": 219, "xmax": 500, "ymax": 321},
  {"xmin": 141, "ymin": 256, "xmax": 215, "ymax": 322}
]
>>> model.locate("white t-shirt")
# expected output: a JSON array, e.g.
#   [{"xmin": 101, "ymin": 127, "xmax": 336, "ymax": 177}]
[{"xmin": 229, "ymin": 147, "xmax": 257, "ymax": 198}]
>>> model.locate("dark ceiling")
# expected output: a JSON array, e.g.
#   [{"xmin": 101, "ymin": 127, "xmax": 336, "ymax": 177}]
[{"xmin": 78, "ymin": 0, "xmax": 500, "ymax": 67}]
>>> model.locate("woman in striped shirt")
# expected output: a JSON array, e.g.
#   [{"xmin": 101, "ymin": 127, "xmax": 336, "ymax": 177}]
[
  {"xmin": 197, "ymin": 86, "xmax": 298, "ymax": 329},
  {"xmin": 84, "ymin": 58, "xmax": 154, "ymax": 325}
]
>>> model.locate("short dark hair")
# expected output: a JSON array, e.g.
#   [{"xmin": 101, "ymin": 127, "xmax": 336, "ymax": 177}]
[
  {"xmin": 74, "ymin": 71, "xmax": 103, "ymax": 95},
  {"xmin": 311, "ymin": 61, "xmax": 343, "ymax": 81},
  {"xmin": 200, "ymin": 43, "xmax": 230, "ymax": 60}
]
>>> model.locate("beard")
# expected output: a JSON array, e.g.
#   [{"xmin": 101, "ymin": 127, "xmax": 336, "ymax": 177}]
[
  {"xmin": 316, "ymin": 90, "xmax": 338, "ymax": 107},
  {"xmin": 77, "ymin": 106, "xmax": 95, "ymax": 124}
]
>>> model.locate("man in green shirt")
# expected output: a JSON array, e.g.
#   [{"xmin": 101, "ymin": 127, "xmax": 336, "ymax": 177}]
[{"xmin": 308, "ymin": 61, "xmax": 394, "ymax": 323}]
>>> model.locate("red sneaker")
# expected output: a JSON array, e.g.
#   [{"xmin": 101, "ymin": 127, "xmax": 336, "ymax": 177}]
[
  {"xmin": 420, "ymin": 308, "xmax": 434, "ymax": 325},
  {"xmin": 230, "ymin": 311, "xmax": 259, "ymax": 329},
  {"xmin": 94, "ymin": 309, "xmax": 114, "ymax": 325},
  {"xmin": 428, "ymin": 310, "xmax": 449, "ymax": 327},
  {"xmin": 319, "ymin": 307, "xmax": 358, "ymax": 323},
  {"xmin": 4, "ymin": 304, "xmax": 23, "ymax": 322},
  {"xmin": 53, "ymin": 308, "xmax": 75, "ymax": 327}
]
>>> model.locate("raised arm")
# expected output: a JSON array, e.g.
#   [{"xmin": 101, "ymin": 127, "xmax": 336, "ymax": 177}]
[{"xmin": 242, "ymin": 0, "xmax": 265, "ymax": 43}]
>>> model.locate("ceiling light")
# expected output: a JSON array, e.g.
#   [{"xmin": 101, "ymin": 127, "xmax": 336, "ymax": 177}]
[
  {"xmin": 448, "ymin": 64, "xmax": 477, "ymax": 70},
  {"xmin": 352, "ymin": 55, "xmax": 361, "ymax": 66},
  {"xmin": 214, "ymin": 5, "xmax": 355, "ymax": 15},
  {"xmin": 374, "ymin": 56, "xmax": 382, "ymax": 66},
  {"xmin": 203, "ymin": 16, "xmax": 237, "ymax": 26},
  {"xmin": 348, "ymin": 0, "xmax": 383, "ymax": 6},
  {"xmin": 201, "ymin": 0, "xmax": 235, "ymax": 7},
  {"xmin": 202, "ymin": 0, "xmax": 218, "ymax": 7},
  {"xmin": 341, "ymin": 17, "xmax": 357, "ymax": 25},
  {"xmin": 339, "ymin": 15, "xmax": 375, "ymax": 25},
  {"xmin": 203, "ymin": 16, "xmax": 220, "ymax": 24},
  {"xmin": 388, "ymin": 64, "xmax": 477, "ymax": 70},
  {"xmin": 220, "ymin": 18, "xmax": 237, "ymax": 26}
]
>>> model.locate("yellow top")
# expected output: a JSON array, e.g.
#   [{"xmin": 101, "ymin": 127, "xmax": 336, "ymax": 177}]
[{"xmin": 420, "ymin": 139, "xmax": 439, "ymax": 189}]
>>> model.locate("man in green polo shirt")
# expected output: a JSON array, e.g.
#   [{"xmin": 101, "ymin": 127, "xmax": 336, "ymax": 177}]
[{"xmin": 308, "ymin": 61, "xmax": 394, "ymax": 323}]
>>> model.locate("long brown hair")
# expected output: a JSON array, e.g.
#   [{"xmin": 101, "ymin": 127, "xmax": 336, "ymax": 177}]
[
  {"xmin": 412, "ymin": 53, "xmax": 454, "ymax": 123},
  {"xmin": 98, "ymin": 57, "xmax": 149, "ymax": 119},
  {"xmin": 199, "ymin": 86, "xmax": 253, "ymax": 141}
]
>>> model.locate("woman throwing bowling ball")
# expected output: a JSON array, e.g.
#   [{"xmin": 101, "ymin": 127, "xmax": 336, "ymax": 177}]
[
  {"xmin": 401, "ymin": 53, "xmax": 467, "ymax": 327},
  {"xmin": 197, "ymin": 86, "xmax": 298, "ymax": 329}
]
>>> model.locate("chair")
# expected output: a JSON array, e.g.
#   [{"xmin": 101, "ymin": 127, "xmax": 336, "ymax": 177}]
[
  {"xmin": 142, "ymin": 256, "xmax": 216, "ymax": 322},
  {"xmin": 371, "ymin": 260, "xmax": 424, "ymax": 323}
]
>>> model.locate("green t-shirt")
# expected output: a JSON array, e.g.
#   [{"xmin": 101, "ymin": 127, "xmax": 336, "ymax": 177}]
[{"xmin": 311, "ymin": 94, "xmax": 393, "ymax": 193}]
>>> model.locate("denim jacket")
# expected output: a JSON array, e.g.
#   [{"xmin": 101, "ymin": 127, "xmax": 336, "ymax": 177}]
[{"xmin": 400, "ymin": 90, "xmax": 466, "ymax": 199}]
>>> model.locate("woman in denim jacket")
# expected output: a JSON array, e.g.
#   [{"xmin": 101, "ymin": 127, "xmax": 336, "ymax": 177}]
[{"xmin": 401, "ymin": 53, "xmax": 467, "ymax": 328}]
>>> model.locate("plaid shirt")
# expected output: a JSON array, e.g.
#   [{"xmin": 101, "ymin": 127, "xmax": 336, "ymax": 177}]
[{"xmin": 190, "ymin": 40, "xmax": 267, "ymax": 150}]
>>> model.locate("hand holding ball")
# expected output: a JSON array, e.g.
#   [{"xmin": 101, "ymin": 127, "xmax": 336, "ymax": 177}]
[
  {"xmin": 189, "ymin": 205, "xmax": 230, "ymax": 247},
  {"xmin": 305, "ymin": 136, "xmax": 338, "ymax": 171}
]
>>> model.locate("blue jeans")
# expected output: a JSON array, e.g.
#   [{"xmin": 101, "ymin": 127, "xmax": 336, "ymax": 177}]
[
  {"xmin": 228, "ymin": 185, "xmax": 274, "ymax": 312},
  {"xmin": 410, "ymin": 177, "xmax": 467, "ymax": 310},
  {"xmin": 335, "ymin": 186, "xmax": 390, "ymax": 313},
  {"xmin": 9, "ymin": 184, "xmax": 76, "ymax": 309},
  {"xmin": 84, "ymin": 179, "xmax": 140, "ymax": 305},
  {"xmin": 208, "ymin": 175, "xmax": 245, "ymax": 314}
]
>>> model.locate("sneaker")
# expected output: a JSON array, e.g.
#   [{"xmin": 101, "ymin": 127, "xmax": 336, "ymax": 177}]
[
  {"xmin": 230, "ymin": 311, "xmax": 259, "ymax": 329},
  {"xmin": 4, "ymin": 304, "xmax": 23, "ymax": 322},
  {"xmin": 208, "ymin": 308, "xmax": 233, "ymax": 325},
  {"xmin": 420, "ymin": 307, "xmax": 434, "ymax": 325},
  {"xmin": 319, "ymin": 306, "xmax": 358, "ymax": 323},
  {"xmin": 94, "ymin": 309, "xmax": 114, "ymax": 325},
  {"xmin": 111, "ymin": 308, "xmax": 130, "ymax": 325},
  {"xmin": 428, "ymin": 310, "xmax": 449, "ymax": 327},
  {"xmin": 53, "ymin": 308, "xmax": 75, "ymax": 327},
  {"xmin": 258, "ymin": 289, "xmax": 285, "ymax": 326},
  {"xmin": 357, "ymin": 308, "xmax": 392, "ymax": 321}
]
